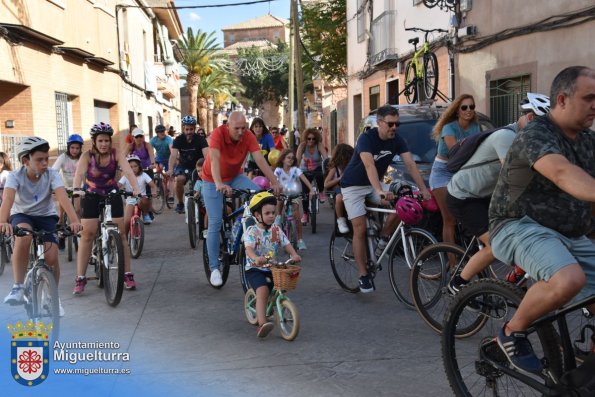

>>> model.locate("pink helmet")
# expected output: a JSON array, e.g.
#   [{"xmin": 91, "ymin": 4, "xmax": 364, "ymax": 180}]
[
  {"xmin": 253, "ymin": 176, "xmax": 271, "ymax": 190},
  {"xmin": 420, "ymin": 190, "xmax": 439, "ymax": 212},
  {"xmin": 396, "ymin": 196, "xmax": 424, "ymax": 225}
]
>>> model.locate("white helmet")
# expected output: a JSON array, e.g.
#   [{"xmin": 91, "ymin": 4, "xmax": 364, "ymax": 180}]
[
  {"xmin": 520, "ymin": 93, "xmax": 550, "ymax": 116},
  {"xmin": 16, "ymin": 136, "xmax": 49, "ymax": 161},
  {"xmin": 126, "ymin": 154, "xmax": 142, "ymax": 164}
]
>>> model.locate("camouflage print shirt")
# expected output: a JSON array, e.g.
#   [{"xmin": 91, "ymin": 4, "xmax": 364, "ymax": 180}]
[{"xmin": 489, "ymin": 115, "xmax": 595, "ymax": 238}]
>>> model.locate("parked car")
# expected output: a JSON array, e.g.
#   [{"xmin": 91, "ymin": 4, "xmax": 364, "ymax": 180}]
[{"xmin": 358, "ymin": 103, "xmax": 494, "ymax": 187}]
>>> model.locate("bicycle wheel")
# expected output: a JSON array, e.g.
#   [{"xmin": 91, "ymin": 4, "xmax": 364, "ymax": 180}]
[
  {"xmin": 129, "ymin": 217, "xmax": 144, "ymax": 258},
  {"xmin": 102, "ymin": 230, "xmax": 125, "ymax": 307},
  {"xmin": 284, "ymin": 218, "xmax": 298, "ymax": 250},
  {"xmin": 239, "ymin": 246, "xmax": 249, "ymax": 293},
  {"xmin": 0, "ymin": 238, "xmax": 8, "ymax": 276},
  {"xmin": 423, "ymin": 52, "xmax": 439, "ymax": 100},
  {"xmin": 310, "ymin": 196, "xmax": 317, "ymax": 234},
  {"xmin": 410, "ymin": 243, "xmax": 488, "ymax": 336},
  {"xmin": 388, "ymin": 227, "xmax": 437, "ymax": 308},
  {"xmin": 33, "ymin": 266, "xmax": 60, "ymax": 342},
  {"xmin": 153, "ymin": 177, "xmax": 165, "ymax": 214},
  {"xmin": 329, "ymin": 231, "xmax": 360, "ymax": 293},
  {"xmin": 165, "ymin": 177, "xmax": 174, "ymax": 209},
  {"xmin": 278, "ymin": 299, "xmax": 300, "ymax": 341},
  {"xmin": 442, "ymin": 279, "xmax": 562, "ymax": 397},
  {"xmin": 404, "ymin": 61, "xmax": 418, "ymax": 104},
  {"xmin": 187, "ymin": 197, "xmax": 197, "ymax": 249},
  {"xmin": 202, "ymin": 230, "xmax": 230, "ymax": 289},
  {"xmin": 244, "ymin": 288, "xmax": 258, "ymax": 325}
]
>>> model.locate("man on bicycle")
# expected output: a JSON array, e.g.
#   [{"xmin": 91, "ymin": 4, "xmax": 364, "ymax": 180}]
[
  {"xmin": 446, "ymin": 93, "xmax": 551, "ymax": 293},
  {"xmin": 202, "ymin": 111, "xmax": 281, "ymax": 287},
  {"xmin": 150, "ymin": 124, "xmax": 174, "ymax": 204},
  {"xmin": 489, "ymin": 66, "xmax": 595, "ymax": 375},
  {"xmin": 167, "ymin": 116, "xmax": 209, "ymax": 214},
  {"xmin": 1, "ymin": 137, "xmax": 82, "ymax": 315},
  {"xmin": 340, "ymin": 105, "xmax": 431, "ymax": 293}
]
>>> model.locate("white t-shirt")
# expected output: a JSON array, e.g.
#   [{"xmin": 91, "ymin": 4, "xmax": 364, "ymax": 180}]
[
  {"xmin": 0, "ymin": 170, "xmax": 10, "ymax": 189},
  {"xmin": 5, "ymin": 167, "xmax": 63, "ymax": 216},
  {"xmin": 118, "ymin": 173, "xmax": 152, "ymax": 196},
  {"xmin": 52, "ymin": 153, "xmax": 79, "ymax": 188},
  {"xmin": 274, "ymin": 166, "xmax": 302, "ymax": 190}
]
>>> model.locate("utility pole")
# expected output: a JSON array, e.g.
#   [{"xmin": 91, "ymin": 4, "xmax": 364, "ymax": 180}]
[
  {"xmin": 293, "ymin": 0, "xmax": 305, "ymax": 136},
  {"xmin": 288, "ymin": 0, "xmax": 295, "ymax": 148}
]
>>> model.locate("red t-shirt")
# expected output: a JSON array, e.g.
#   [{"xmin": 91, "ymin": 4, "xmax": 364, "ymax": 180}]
[
  {"xmin": 274, "ymin": 134, "xmax": 285, "ymax": 150},
  {"xmin": 203, "ymin": 124, "xmax": 260, "ymax": 182}
]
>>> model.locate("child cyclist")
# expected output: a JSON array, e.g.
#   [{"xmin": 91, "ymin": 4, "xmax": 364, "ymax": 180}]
[
  {"xmin": 1, "ymin": 137, "xmax": 82, "ymax": 315},
  {"xmin": 52, "ymin": 134, "xmax": 83, "ymax": 248},
  {"xmin": 274, "ymin": 149, "xmax": 315, "ymax": 250},
  {"xmin": 244, "ymin": 192, "xmax": 301, "ymax": 338},
  {"xmin": 323, "ymin": 143, "xmax": 354, "ymax": 234}
]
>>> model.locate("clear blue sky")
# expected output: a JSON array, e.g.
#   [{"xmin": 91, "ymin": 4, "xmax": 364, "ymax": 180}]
[{"xmin": 176, "ymin": 0, "xmax": 290, "ymax": 46}]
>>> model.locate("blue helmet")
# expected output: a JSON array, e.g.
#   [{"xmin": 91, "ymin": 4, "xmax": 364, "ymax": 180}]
[
  {"xmin": 181, "ymin": 115, "xmax": 197, "ymax": 126},
  {"xmin": 67, "ymin": 134, "xmax": 84, "ymax": 145}
]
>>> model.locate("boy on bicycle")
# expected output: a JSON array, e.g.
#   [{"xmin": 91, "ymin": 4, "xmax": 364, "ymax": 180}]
[
  {"xmin": 244, "ymin": 192, "xmax": 301, "ymax": 338},
  {"xmin": 1, "ymin": 137, "xmax": 82, "ymax": 315}
]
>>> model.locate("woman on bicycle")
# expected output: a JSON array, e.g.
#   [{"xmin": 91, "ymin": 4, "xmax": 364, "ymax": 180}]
[
  {"xmin": 324, "ymin": 143, "xmax": 354, "ymax": 234},
  {"xmin": 274, "ymin": 149, "xmax": 315, "ymax": 250},
  {"xmin": 73, "ymin": 122, "xmax": 141, "ymax": 295},
  {"xmin": 429, "ymin": 94, "xmax": 481, "ymax": 248},
  {"xmin": 244, "ymin": 192, "xmax": 301, "ymax": 338},
  {"xmin": 296, "ymin": 128, "xmax": 327, "ymax": 225},
  {"xmin": 246, "ymin": 117, "xmax": 275, "ymax": 179},
  {"xmin": 52, "ymin": 134, "xmax": 83, "ymax": 247}
]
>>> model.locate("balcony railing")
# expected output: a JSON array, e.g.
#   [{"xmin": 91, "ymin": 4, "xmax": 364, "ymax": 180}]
[{"xmin": 370, "ymin": 10, "xmax": 398, "ymax": 66}]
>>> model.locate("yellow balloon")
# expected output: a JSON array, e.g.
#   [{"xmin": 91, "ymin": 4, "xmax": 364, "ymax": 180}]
[
  {"xmin": 268, "ymin": 148, "xmax": 280, "ymax": 166},
  {"xmin": 261, "ymin": 149, "xmax": 269, "ymax": 157}
]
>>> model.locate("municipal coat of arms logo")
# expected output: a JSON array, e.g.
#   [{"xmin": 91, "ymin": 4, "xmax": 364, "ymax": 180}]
[{"xmin": 8, "ymin": 320, "xmax": 52, "ymax": 386}]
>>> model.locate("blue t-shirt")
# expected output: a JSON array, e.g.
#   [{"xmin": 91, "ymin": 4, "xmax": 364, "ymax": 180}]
[
  {"xmin": 436, "ymin": 120, "xmax": 481, "ymax": 158},
  {"xmin": 150, "ymin": 135, "xmax": 173, "ymax": 162},
  {"xmin": 340, "ymin": 128, "xmax": 409, "ymax": 187}
]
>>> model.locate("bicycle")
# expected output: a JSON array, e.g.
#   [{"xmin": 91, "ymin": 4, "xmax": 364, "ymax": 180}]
[
  {"xmin": 77, "ymin": 189, "xmax": 127, "ymax": 307},
  {"xmin": 329, "ymin": 191, "xmax": 437, "ymax": 307},
  {"xmin": 59, "ymin": 188, "xmax": 79, "ymax": 262},
  {"xmin": 277, "ymin": 193, "xmax": 305, "ymax": 250},
  {"xmin": 399, "ymin": 27, "xmax": 447, "ymax": 104},
  {"xmin": 302, "ymin": 170, "xmax": 320, "ymax": 234},
  {"xmin": 0, "ymin": 232, "xmax": 13, "ymax": 276},
  {"xmin": 127, "ymin": 195, "xmax": 145, "ymax": 259},
  {"xmin": 185, "ymin": 189, "xmax": 206, "ymax": 250},
  {"xmin": 410, "ymin": 235, "xmax": 522, "ymax": 336},
  {"xmin": 13, "ymin": 226, "xmax": 74, "ymax": 342},
  {"xmin": 203, "ymin": 188, "xmax": 258, "ymax": 290},
  {"xmin": 153, "ymin": 163, "xmax": 173, "ymax": 214},
  {"xmin": 244, "ymin": 258, "xmax": 301, "ymax": 341},
  {"xmin": 442, "ymin": 278, "xmax": 595, "ymax": 396}
]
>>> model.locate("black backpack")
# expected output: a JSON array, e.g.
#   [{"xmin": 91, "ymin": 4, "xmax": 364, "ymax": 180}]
[{"xmin": 446, "ymin": 126, "xmax": 513, "ymax": 173}]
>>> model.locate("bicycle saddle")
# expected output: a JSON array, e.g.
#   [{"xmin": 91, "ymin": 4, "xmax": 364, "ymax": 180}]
[{"xmin": 408, "ymin": 37, "xmax": 419, "ymax": 46}]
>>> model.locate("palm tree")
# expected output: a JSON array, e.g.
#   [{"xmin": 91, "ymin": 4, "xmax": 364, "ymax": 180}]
[
  {"xmin": 196, "ymin": 68, "xmax": 245, "ymax": 130},
  {"xmin": 178, "ymin": 28, "xmax": 220, "ymax": 118}
]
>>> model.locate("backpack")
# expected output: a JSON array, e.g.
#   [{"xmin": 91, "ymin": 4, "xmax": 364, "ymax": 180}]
[{"xmin": 446, "ymin": 126, "xmax": 513, "ymax": 173}]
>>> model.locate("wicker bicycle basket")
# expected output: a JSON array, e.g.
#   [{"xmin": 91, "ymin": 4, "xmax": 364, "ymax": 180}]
[{"xmin": 271, "ymin": 264, "xmax": 301, "ymax": 291}]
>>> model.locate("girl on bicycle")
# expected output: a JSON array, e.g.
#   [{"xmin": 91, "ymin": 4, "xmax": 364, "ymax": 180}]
[
  {"xmin": 127, "ymin": 128, "xmax": 155, "ymax": 224},
  {"xmin": 323, "ymin": 143, "xmax": 354, "ymax": 234},
  {"xmin": 296, "ymin": 128, "xmax": 327, "ymax": 224},
  {"xmin": 73, "ymin": 122, "xmax": 141, "ymax": 295},
  {"xmin": 274, "ymin": 149, "xmax": 315, "ymax": 250},
  {"xmin": 52, "ymin": 134, "xmax": 83, "ymax": 247},
  {"xmin": 244, "ymin": 192, "xmax": 301, "ymax": 338},
  {"xmin": 0, "ymin": 151, "xmax": 13, "ymax": 205}
]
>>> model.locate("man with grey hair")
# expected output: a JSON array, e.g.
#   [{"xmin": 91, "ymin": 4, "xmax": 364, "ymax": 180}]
[{"xmin": 489, "ymin": 66, "xmax": 595, "ymax": 375}]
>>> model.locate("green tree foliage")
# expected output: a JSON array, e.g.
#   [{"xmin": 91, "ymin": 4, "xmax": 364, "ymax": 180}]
[{"xmin": 300, "ymin": 0, "xmax": 347, "ymax": 83}]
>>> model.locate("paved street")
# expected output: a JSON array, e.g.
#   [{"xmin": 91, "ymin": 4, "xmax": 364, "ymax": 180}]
[{"xmin": 0, "ymin": 203, "xmax": 452, "ymax": 397}]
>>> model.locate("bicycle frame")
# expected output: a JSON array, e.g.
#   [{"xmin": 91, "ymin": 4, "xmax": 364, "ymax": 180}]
[{"xmin": 365, "ymin": 206, "xmax": 413, "ymax": 265}]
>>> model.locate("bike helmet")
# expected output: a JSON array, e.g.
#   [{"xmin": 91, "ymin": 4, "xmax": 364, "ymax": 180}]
[
  {"xmin": 16, "ymin": 136, "xmax": 49, "ymax": 161},
  {"xmin": 249, "ymin": 191, "xmax": 277, "ymax": 214},
  {"xmin": 126, "ymin": 154, "xmax": 142, "ymax": 165},
  {"xmin": 67, "ymin": 134, "xmax": 84, "ymax": 146},
  {"xmin": 155, "ymin": 124, "xmax": 166, "ymax": 133},
  {"xmin": 420, "ymin": 190, "xmax": 439, "ymax": 213},
  {"xmin": 90, "ymin": 122, "xmax": 114, "ymax": 137},
  {"xmin": 182, "ymin": 115, "xmax": 197, "ymax": 126},
  {"xmin": 395, "ymin": 196, "xmax": 424, "ymax": 226},
  {"xmin": 520, "ymin": 93, "xmax": 550, "ymax": 116},
  {"xmin": 132, "ymin": 128, "xmax": 144, "ymax": 137},
  {"xmin": 253, "ymin": 176, "xmax": 271, "ymax": 191}
]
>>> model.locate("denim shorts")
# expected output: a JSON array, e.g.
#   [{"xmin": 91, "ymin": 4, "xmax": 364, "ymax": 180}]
[
  {"xmin": 491, "ymin": 216, "xmax": 595, "ymax": 303},
  {"xmin": 429, "ymin": 158, "xmax": 453, "ymax": 190},
  {"xmin": 245, "ymin": 269, "xmax": 274, "ymax": 291},
  {"xmin": 10, "ymin": 214, "xmax": 59, "ymax": 243}
]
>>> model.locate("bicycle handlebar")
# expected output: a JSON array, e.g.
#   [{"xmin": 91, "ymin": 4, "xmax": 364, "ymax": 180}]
[{"xmin": 13, "ymin": 225, "xmax": 75, "ymax": 238}]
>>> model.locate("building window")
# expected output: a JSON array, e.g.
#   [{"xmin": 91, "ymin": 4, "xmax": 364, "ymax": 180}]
[
  {"xmin": 369, "ymin": 85, "xmax": 380, "ymax": 111},
  {"xmin": 357, "ymin": 0, "xmax": 366, "ymax": 43},
  {"xmin": 229, "ymin": 33, "xmax": 235, "ymax": 43},
  {"xmin": 489, "ymin": 74, "xmax": 531, "ymax": 127},
  {"xmin": 55, "ymin": 92, "xmax": 73, "ymax": 154}
]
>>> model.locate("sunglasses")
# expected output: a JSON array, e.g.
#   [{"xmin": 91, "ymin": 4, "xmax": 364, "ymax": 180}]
[
  {"xmin": 380, "ymin": 120, "xmax": 401, "ymax": 128},
  {"xmin": 307, "ymin": 137, "xmax": 316, "ymax": 141},
  {"xmin": 460, "ymin": 104, "xmax": 476, "ymax": 111}
]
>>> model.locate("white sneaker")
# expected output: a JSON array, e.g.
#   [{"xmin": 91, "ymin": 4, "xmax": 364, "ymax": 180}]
[
  {"xmin": 337, "ymin": 217, "xmax": 350, "ymax": 234},
  {"xmin": 210, "ymin": 269, "xmax": 223, "ymax": 286},
  {"xmin": 59, "ymin": 299, "xmax": 65, "ymax": 317},
  {"xmin": 4, "ymin": 286, "xmax": 25, "ymax": 305}
]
